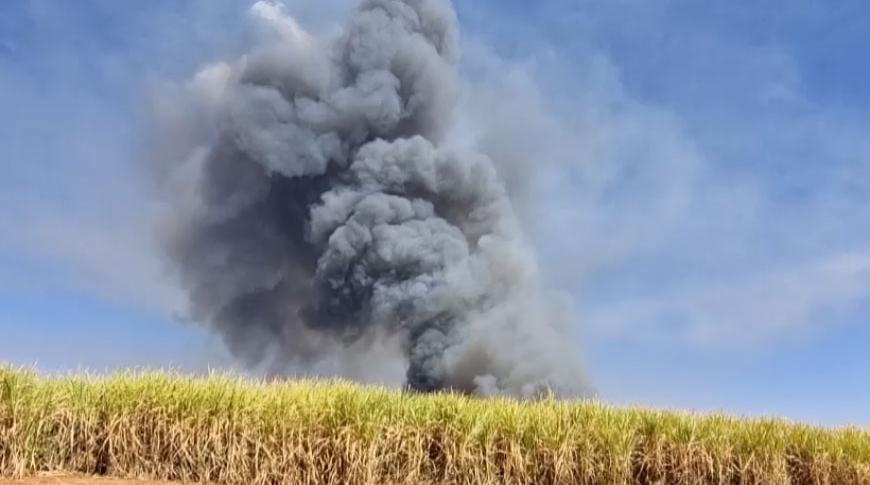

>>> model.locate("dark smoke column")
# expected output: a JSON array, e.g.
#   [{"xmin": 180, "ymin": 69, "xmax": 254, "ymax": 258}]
[{"xmin": 153, "ymin": 0, "xmax": 594, "ymax": 398}]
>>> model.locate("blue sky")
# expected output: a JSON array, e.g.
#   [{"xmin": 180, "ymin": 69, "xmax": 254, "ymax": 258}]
[{"xmin": 1, "ymin": 0, "xmax": 869, "ymax": 426}]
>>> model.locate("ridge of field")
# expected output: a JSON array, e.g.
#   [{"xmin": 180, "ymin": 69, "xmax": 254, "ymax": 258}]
[{"xmin": 1, "ymin": 366, "xmax": 868, "ymax": 485}]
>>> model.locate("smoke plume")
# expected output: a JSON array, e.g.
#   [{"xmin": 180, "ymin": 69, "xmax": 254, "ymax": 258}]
[{"xmin": 152, "ymin": 0, "xmax": 592, "ymax": 398}]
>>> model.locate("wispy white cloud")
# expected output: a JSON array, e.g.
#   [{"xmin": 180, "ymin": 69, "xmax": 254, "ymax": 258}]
[
  {"xmin": 587, "ymin": 250, "xmax": 870, "ymax": 347},
  {"xmin": 0, "ymin": 202, "xmax": 183, "ymax": 315}
]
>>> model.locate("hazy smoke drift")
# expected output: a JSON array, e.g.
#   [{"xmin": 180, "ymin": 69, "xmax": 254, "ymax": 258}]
[{"xmin": 157, "ymin": 0, "xmax": 592, "ymax": 398}]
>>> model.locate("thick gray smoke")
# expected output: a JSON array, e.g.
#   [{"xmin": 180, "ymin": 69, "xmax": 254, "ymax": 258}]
[{"xmin": 153, "ymin": 0, "xmax": 592, "ymax": 398}]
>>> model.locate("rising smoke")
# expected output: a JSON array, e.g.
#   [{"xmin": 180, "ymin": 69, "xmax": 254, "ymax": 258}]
[{"xmin": 152, "ymin": 0, "xmax": 593, "ymax": 398}]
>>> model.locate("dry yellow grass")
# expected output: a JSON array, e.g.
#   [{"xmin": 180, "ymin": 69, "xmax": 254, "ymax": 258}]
[
  {"xmin": 1, "ymin": 366, "xmax": 868, "ymax": 484},
  {"xmin": 0, "ymin": 471, "xmax": 196, "ymax": 484}
]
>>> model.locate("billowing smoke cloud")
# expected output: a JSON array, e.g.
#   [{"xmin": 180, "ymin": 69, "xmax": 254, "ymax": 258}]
[{"xmin": 152, "ymin": 0, "xmax": 592, "ymax": 398}]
